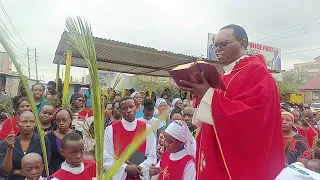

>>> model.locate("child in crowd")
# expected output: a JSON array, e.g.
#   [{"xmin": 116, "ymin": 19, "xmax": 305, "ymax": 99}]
[
  {"xmin": 48, "ymin": 133, "xmax": 96, "ymax": 180},
  {"xmin": 39, "ymin": 103, "xmax": 55, "ymax": 134},
  {"xmin": 139, "ymin": 99, "xmax": 162, "ymax": 138},
  {"xmin": 150, "ymin": 120, "xmax": 196, "ymax": 180},
  {"xmin": 21, "ymin": 153, "xmax": 46, "ymax": 180}
]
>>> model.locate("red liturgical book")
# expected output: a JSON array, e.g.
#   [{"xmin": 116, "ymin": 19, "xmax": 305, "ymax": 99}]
[{"xmin": 169, "ymin": 61, "xmax": 225, "ymax": 90}]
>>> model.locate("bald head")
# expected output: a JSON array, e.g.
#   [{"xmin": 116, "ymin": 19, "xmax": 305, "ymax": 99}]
[
  {"xmin": 303, "ymin": 109, "xmax": 313, "ymax": 117},
  {"xmin": 19, "ymin": 111, "xmax": 34, "ymax": 121},
  {"xmin": 292, "ymin": 110, "xmax": 300, "ymax": 115},
  {"xmin": 182, "ymin": 107, "xmax": 194, "ymax": 115},
  {"xmin": 305, "ymin": 159, "xmax": 320, "ymax": 173},
  {"xmin": 21, "ymin": 153, "xmax": 43, "ymax": 169}
]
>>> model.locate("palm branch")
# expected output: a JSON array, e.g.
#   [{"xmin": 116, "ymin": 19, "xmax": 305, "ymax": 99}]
[
  {"xmin": 106, "ymin": 73, "xmax": 122, "ymax": 102},
  {"xmin": 66, "ymin": 16, "xmax": 161, "ymax": 179},
  {"xmin": 121, "ymin": 86, "xmax": 126, "ymax": 98},
  {"xmin": 65, "ymin": 16, "xmax": 105, "ymax": 179},
  {"xmin": 0, "ymin": 31, "xmax": 50, "ymax": 176}
]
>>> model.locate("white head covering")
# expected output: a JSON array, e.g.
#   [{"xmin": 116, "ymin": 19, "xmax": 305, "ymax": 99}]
[
  {"xmin": 171, "ymin": 98, "xmax": 182, "ymax": 109},
  {"xmin": 165, "ymin": 120, "xmax": 196, "ymax": 157},
  {"xmin": 130, "ymin": 92, "xmax": 140, "ymax": 98},
  {"xmin": 155, "ymin": 98, "xmax": 167, "ymax": 108}
]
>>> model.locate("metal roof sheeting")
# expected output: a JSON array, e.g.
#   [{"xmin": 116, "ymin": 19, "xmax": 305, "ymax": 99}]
[{"xmin": 53, "ymin": 32, "xmax": 201, "ymax": 77}]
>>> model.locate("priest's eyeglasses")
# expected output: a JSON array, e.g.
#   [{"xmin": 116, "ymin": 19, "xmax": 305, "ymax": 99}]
[{"xmin": 214, "ymin": 41, "xmax": 234, "ymax": 48}]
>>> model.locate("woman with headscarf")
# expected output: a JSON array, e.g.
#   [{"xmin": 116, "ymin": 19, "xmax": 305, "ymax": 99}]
[
  {"xmin": 171, "ymin": 98, "xmax": 184, "ymax": 111},
  {"xmin": 282, "ymin": 111, "xmax": 311, "ymax": 164},
  {"xmin": 150, "ymin": 120, "xmax": 196, "ymax": 180},
  {"xmin": 130, "ymin": 92, "xmax": 144, "ymax": 119},
  {"xmin": 155, "ymin": 98, "xmax": 170, "ymax": 129}
]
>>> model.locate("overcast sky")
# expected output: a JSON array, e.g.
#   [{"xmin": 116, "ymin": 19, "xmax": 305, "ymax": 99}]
[{"xmin": 1, "ymin": 0, "xmax": 320, "ymax": 81}]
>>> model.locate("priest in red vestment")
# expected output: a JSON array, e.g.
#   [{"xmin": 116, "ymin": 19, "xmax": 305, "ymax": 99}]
[
  {"xmin": 103, "ymin": 96, "xmax": 157, "ymax": 180},
  {"xmin": 179, "ymin": 24, "xmax": 285, "ymax": 180}
]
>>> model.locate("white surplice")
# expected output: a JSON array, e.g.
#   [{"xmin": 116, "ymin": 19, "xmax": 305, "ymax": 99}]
[
  {"xmin": 151, "ymin": 149, "xmax": 196, "ymax": 180},
  {"xmin": 103, "ymin": 119, "xmax": 157, "ymax": 180}
]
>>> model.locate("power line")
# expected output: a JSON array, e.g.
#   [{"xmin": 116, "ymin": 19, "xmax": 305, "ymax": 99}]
[
  {"xmin": 0, "ymin": 25, "xmax": 27, "ymax": 60},
  {"xmin": 260, "ymin": 26, "xmax": 320, "ymax": 44},
  {"xmin": 0, "ymin": 18, "xmax": 26, "ymax": 53},
  {"xmin": 254, "ymin": 22, "xmax": 320, "ymax": 42},
  {"xmin": 251, "ymin": 17, "xmax": 320, "ymax": 39},
  {"xmin": 0, "ymin": 1, "xmax": 27, "ymax": 48},
  {"xmin": 281, "ymin": 47, "xmax": 320, "ymax": 56}
]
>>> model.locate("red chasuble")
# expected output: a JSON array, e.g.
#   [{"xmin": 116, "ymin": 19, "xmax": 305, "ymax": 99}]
[
  {"xmin": 196, "ymin": 55, "xmax": 285, "ymax": 180},
  {"xmin": 297, "ymin": 126, "xmax": 317, "ymax": 148},
  {"xmin": 159, "ymin": 151, "xmax": 194, "ymax": 180},
  {"xmin": 49, "ymin": 161, "xmax": 96, "ymax": 180}
]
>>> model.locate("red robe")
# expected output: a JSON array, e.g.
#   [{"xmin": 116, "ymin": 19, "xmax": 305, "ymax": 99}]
[
  {"xmin": 297, "ymin": 126, "xmax": 317, "ymax": 148},
  {"xmin": 196, "ymin": 55, "xmax": 285, "ymax": 180},
  {"xmin": 0, "ymin": 116, "xmax": 19, "ymax": 140},
  {"xmin": 49, "ymin": 161, "xmax": 96, "ymax": 180},
  {"xmin": 159, "ymin": 151, "xmax": 194, "ymax": 180}
]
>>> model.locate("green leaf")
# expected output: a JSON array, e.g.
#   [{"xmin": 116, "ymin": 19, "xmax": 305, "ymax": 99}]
[
  {"xmin": 0, "ymin": 28, "xmax": 49, "ymax": 176},
  {"xmin": 65, "ymin": 16, "xmax": 104, "ymax": 179}
]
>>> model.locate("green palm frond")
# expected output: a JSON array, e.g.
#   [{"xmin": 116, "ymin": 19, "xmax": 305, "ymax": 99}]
[
  {"xmin": 66, "ymin": 16, "xmax": 160, "ymax": 180},
  {"xmin": 0, "ymin": 30, "xmax": 49, "ymax": 176},
  {"xmin": 107, "ymin": 74, "xmax": 122, "ymax": 102},
  {"xmin": 65, "ymin": 16, "xmax": 104, "ymax": 179},
  {"xmin": 186, "ymin": 91, "xmax": 191, "ymax": 107},
  {"xmin": 121, "ymin": 86, "xmax": 126, "ymax": 98}
]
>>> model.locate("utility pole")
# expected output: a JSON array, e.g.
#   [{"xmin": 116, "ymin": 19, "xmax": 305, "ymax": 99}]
[
  {"xmin": 34, "ymin": 48, "xmax": 38, "ymax": 80},
  {"xmin": 27, "ymin": 47, "xmax": 31, "ymax": 78}
]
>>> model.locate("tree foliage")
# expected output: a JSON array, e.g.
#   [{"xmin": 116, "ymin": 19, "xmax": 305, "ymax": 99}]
[
  {"xmin": 276, "ymin": 69, "xmax": 317, "ymax": 96},
  {"xmin": 131, "ymin": 76, "xmax": 181, "ymax": 97}
]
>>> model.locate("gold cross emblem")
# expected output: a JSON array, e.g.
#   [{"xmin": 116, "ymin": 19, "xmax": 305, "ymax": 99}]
[{"xmin": 160, "ymin": 166, "xmax": 170, "ymax": 180}]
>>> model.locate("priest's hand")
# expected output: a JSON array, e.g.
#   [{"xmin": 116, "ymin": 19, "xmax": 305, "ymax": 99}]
[
  {"xmin": 125, "ymin": 164, "xmax": 141, "ymax": 176},
  {"xmin": 149, "ymin": 163, "xmax": 160, "ymax": 177},
  {"xmin": 179, "ymin": 72, "xmax": 211, "ymax": 98}
]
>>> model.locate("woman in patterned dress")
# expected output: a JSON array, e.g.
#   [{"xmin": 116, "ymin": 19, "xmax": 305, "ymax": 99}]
[{"xmin": 282, "ymin": 111, "xmax": 311, "ymax": 164}]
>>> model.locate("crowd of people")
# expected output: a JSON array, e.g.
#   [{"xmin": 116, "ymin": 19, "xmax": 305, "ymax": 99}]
[{"xmin": 1, "ymin": 24, "xmax": 320, "ymax": 180}]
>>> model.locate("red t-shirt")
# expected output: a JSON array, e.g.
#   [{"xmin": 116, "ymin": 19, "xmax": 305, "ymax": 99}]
[{"xmin": 298, "ymin": 126, "xmax": 318, "ymax": 148}]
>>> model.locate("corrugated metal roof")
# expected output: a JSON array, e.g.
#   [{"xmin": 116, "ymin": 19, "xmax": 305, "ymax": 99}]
[
  {"xmin": 301, "ymin": 76, "xmax": 320, "ymax": 90},
  {"xmin": 53, "ymin": 32, "xmax": 204, "ymax": 77}
]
